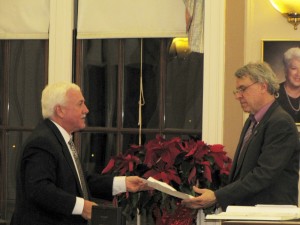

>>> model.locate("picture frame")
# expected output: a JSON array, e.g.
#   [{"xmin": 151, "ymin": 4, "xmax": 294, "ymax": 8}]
[
  {"xmin": 262, "ymin": 40, "xmax": 300, "ymax": 82},
  {"xmin": 262, "ymin": 40, "xmax": 300, "ymax": 126}
]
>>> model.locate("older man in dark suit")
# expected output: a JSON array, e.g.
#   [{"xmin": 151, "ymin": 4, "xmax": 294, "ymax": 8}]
[
  {"xmin": 182, "ymin": 62, "xmax": 300, "ymax": 211},
  {"xmin": 11, "ymin": 82, "xmax": 148, "ymax": 225}
]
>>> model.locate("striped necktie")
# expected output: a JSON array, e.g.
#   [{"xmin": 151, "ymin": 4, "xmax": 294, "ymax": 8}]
[{"xmin": 68, "ymin": 139, "xmax": 89, "ymax": 199}]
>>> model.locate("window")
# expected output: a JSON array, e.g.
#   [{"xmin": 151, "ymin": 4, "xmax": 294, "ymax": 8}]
[
  {"xmin": 76, "ymin": 38, "xmax": 203, "ymax": 175},
  {"xmin": 0, "ymin": 40, "xmax": 48, "ymax": 222}
]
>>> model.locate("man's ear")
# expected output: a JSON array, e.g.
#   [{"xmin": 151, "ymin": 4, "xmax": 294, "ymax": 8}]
[
  {"xmin": 55, "ymin": 105, "xmax": 64, "ymax": 118},
  {"xmin": 261, "ymin": 82, "xmax": 268, "ymax": 93}
]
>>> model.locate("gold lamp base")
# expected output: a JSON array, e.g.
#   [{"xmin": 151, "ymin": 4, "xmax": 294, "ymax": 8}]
[{"xmin": 286, "ymin": 13, "xmax": 300, "ymax": 30}]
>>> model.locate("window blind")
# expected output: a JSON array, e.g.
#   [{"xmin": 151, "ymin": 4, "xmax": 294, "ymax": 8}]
[
  {"xmin": 0, "ymin": 0, "xmax": 49, "ymax": 39},
  {"xmin": 77, "ymin": 0, "xmax": 187, "ymax": 39}
]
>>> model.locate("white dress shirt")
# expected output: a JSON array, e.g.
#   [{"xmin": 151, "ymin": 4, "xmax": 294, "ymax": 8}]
[{"xmin": 51, "ymin": 120, "xmax": 126, "ymax": 215}]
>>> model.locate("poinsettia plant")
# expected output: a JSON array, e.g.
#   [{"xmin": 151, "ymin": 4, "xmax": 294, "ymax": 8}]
[{"xmin": 101, "ymin": 135, "xmax": 232, "ymax": 225}]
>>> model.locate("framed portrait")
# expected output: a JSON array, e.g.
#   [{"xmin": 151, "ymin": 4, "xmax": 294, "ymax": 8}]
[{"xmin": 262, "ymin": 40, "xmax": 300, "ymax": 126}]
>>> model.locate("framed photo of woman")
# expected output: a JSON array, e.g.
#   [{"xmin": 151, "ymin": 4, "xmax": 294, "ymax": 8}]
[{"xmin": 262, "ymin": 40, "xmax": 300, "ymax": 125}]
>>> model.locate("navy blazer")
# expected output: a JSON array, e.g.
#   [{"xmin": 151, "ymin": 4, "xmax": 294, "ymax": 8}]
[
  {"xmin": 11, "ymin": 119, "xmax": 114, "ymax": 225},
  {"xmin": 215, "ymin": 101, "xmax": 300, "ymax": 210}
]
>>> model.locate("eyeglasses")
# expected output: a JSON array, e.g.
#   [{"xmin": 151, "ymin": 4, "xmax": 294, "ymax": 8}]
[{"xmin": 233, "ymin": 82, "xmax": 258, "ymax": 95}]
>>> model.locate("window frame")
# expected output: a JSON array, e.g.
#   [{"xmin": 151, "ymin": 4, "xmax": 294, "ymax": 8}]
[{"xmin": 75, "ymin": 38, "xmax": 203, "ymax": 155}]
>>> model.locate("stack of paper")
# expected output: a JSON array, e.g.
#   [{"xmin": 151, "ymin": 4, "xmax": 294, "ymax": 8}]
[{"xmin": 206, "ymin": 205, "xmax": 300, "ymax": 221}]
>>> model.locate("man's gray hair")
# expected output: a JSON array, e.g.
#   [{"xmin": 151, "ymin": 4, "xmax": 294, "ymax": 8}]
[
  {"xmin": 235, "ymin": 62, "xmax": 279, "ymax": 95},
  {"xmin": 41, "ymin": 82, "xmax": 81, "ymax": 119}
]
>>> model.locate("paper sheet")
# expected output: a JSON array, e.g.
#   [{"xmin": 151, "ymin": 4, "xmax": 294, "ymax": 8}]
[
  {"xmin": 146, "ymin": 177, "xmax": 194, "ymax": 200},
  {"xmin": 206, "ymin": 205, "xmax": 300, "ymax": 221}
]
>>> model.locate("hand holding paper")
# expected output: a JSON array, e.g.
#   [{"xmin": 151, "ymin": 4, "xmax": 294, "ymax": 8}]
[{"xmin": 181, "ymin": 186, "xmax": 216, "ymax": 209}]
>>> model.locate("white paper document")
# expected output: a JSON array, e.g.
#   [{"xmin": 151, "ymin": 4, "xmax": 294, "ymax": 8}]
[
  {"xmin": 146, "ymin": 177, "xmax": 194, "ymax": 200},
  {"xmin": 206, "ymin": 205, "xmax": 300, "ymax": 221}
]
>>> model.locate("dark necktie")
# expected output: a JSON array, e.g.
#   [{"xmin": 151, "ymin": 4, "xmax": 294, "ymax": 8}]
[
  {"xmin": 68, "ymin": 139, "xmax": 89, "ymax": 199},
  {"xmin": 237, "ymin": 115, "xmax": 257, "ymax": 165}
]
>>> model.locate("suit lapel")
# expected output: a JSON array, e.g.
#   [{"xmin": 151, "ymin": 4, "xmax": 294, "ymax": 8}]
[
  {"xmin": 229, "ymin": 118, "xmax": 252, "ymax": 181},
  {"xmin": 233, "ymin": 122, "xmax": 260, "ymax": 180},
  {"xmin": 45, "ymin": 119, "xmax": 84, "ymax": 195}
]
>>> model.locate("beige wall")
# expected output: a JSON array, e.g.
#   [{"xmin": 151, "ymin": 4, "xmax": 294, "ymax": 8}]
[
  {"xmin": 245, "ymin": 0, "xmax": 300, "ymax": 62},
  {"xmin": 224, "ymin": 0, "xmax": 300, "ymax": 158},
  {"xmin": 224, "ymin": 0, "xmax": 245, "ymax": 158}
]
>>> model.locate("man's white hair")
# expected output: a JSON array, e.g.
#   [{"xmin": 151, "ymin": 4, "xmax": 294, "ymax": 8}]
[{"xmin": 41, "ymin": 82, "xmax": 80, "ymax": 119}]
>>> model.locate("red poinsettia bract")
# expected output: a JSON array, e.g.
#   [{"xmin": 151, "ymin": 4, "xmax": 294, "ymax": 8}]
[
  {"xmin": 143, "ymin": 160, "xmax": 181, "ymax": 185},
  {"xmin": 144, "ymin": 135, "xmax": 182, "ymax": 168},
  {"xmin": 101, "ymin": 153, "xmax": 141, "ymax": 175}
]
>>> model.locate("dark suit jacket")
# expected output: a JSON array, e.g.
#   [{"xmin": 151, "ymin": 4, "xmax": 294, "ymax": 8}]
[
  {"xmin": 215, "ymin": 101, "xmax": 300, "ymax": 210},
  {"xmin": 11, "ymin": 119, "xmax": 114, "ymax": 225}
]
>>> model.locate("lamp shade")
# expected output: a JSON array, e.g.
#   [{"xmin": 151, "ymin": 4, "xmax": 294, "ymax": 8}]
[
  {"xmin": 269, "ymin": 0, "xmax": 300, "ymax": 14},
  {"xmin": 269, "ymin": 0, "xmax": 300, "ymax": 29}
]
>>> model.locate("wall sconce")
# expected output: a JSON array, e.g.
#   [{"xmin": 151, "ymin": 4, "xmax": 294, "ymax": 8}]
[
  {"xmin": 169, "ymin": 38, "xmax": 191, "ymax": 58},
  {"xmin": 269, "ymin": 0, "xmax": 300, "ymax": 30}
]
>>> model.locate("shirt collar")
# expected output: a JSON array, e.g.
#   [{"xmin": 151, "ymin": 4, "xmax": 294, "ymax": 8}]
[
  {"xmin": 252, "ymin": 100, "xmax": 274, "ymax": 123},
  {"xmin": 50, "ymin": 120, "xmax": 72, "ymax": 144}
]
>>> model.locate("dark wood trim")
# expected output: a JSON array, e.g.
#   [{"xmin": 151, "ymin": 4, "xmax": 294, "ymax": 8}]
[
  {"xmin": 3, "ymin": 41, "xmax": 9, "ymax": 127},
  {"xmin": 117, "ymin": 39, "xmax": 124, "ymax": 153},
  {"xmin": 80, "ymin": 127, "xmax": 200, "ymax": 135},
  {"xmin": 44, "ymin": 40, "xmax": 49, "ymax": 84},
  {"xmin": 0, "ymin": 41, "xmax": 9, "ymax": 218},
  {"xmin": 160, "ymin": 39, "xmax": 167, "ymax": 133}
]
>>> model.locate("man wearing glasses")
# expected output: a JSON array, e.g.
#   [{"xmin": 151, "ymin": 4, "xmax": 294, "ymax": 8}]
[{"xmin": 182, "ymin": 62, "xmax": 300, "ymax": 211}]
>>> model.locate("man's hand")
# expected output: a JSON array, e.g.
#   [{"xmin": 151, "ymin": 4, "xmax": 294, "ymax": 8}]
[
  {"xmin": 81, "ymin": 200, "xmax": 98, "ymax": 220},
  {"xmin": 126, "ymin": 176, "xmax": 150, "ymax": 192},
  {"xmin": 181, "ymin": 186, "xmax": 216, "ymax": 209}
]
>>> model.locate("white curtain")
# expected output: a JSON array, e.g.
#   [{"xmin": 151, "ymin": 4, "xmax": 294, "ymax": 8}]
[
  {"xmin": 0, "ymin": 0, "xmax": 50, "ymax": 39},
  {"xmin": 182, "ymin": 0, "xmax": 204, "ymax": 53},
  {"xmin": 77, "ymin": 0, "xmax": 187, "ymax": 39}
]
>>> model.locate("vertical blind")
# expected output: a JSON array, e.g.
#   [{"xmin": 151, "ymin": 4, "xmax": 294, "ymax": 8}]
[
  {"xmin": 0, "ymin": 0, "xmax": 50, "ymax": 39},
  {"xmin": 77, "ymin": 0, "xmax": 187, "ymax": 39}
]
